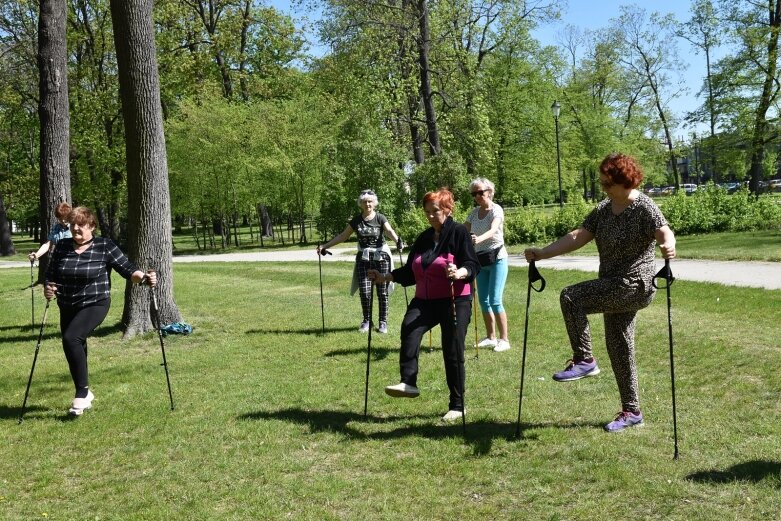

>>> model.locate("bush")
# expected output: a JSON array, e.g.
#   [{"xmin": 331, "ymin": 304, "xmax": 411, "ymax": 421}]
[
  {"xmin": 505, "ymin": 207, "xmax": 549, "ymax": 244},
  {"xmin": 660, "ymin": 184, "xmax": 781, "ymax": 235}
]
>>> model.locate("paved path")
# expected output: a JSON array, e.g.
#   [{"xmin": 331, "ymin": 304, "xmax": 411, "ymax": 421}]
[{"xmin": 2, "ymin": 248, "xmax": 779, "ymax": 290}]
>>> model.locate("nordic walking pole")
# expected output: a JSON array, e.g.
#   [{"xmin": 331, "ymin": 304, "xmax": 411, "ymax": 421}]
[
  {"xmin": 19, "ymin": 297, "xmax": 52, "ymax": 423},
  {"xmin": 654, "ymin": 259, "xmax": 679, "ymax": 460},
  {"xmin": 396, "ymin": 244, "xmax": 409, "ymax": 307},
  {"xmin": 472, "ymin": 281, "xmax": 479, "ymax": 359},
  {"xmin": 317, "ymin": 247, "xmax": 332, "ymax": 334},
  {"xmin": 29, "ymin": 254, "xmax": 35, "ymax": 329},
  {"xmin": 447, "ymin": 264, "xmax": 466, "ymax": 436},
  {"xmin": 515, "ymin": 261, "xmax": 545, "ymax": 438},
  {"xmin": 364, "ymin": 261, "xmax": 375, "ymax": 417},
  {"xmin": 148, "ymin": 271, "xmax": 175, "ymax": 411}
]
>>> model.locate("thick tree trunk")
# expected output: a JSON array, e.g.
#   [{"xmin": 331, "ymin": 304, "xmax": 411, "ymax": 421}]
[
  {"xmin": 110, "ymin": 0, "xmax": 181, "ymax": 338},
  {"xmin": 0, "ymin": 195, "xmax": 16, "ymax": 256},
  {"xmin": 416, "ymin": 0, "xmax": 441, "ymax": 156},
  {"xmin": 748, "ymin": 0, "xmax": 780, "ymax": 194},
  {"xmin": 258, "ymin": 204, "xmax": 273, "ymax": 236},
  {"xmin": 37, "ymin": 0, "xmax": 72, "ymax": 281}
]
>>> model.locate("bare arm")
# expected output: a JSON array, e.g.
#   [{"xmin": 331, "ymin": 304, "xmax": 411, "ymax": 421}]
[
  {"xmin": 29, "ymin": 241, "xmax": 52, "ymax": 261},
  {"xmin": 654, "ymin": 225, "xmax": 676, "ymax": 259},
  {"xmin": 524, "ymin": 227, "xmax": 594, "ymax": 261},
  {"xmin": 382, "ymin": 221, "xmax": 400, "ymax": 245},
  {"xmin": 472, "ymin": 215, "xmax": 502, "ymax": 245},
  {"xmin": 318, "ymin": 224, "xmax": 354, "ymax": 252}
]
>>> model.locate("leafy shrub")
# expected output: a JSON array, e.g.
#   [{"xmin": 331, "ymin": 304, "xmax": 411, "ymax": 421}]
[
  {"xmin": 549, "ymin": 199, "xmax": 593, "ymax": 237},
  {"xmin": 505, "ymin": 207, "xmax": 549, "ymax": 244},
  {"xmin": 660, "ymin": 184, "xmax": 781, "ymax": 235}
]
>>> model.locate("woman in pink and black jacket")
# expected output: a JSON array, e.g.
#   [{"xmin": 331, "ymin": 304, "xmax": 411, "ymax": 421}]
[{"xmin": 369, "ymin": 188, "xmax": 480, "ymax": 421}]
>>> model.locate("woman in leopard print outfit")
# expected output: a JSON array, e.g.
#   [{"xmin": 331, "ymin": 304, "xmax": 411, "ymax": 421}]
[{"xmin": 524, "ymin": 153, "xmax": 676, "ymax": 432}]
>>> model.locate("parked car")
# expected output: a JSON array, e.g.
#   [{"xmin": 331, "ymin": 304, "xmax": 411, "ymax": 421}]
[
  {"xmin": 660, "ymin": 186, "xmax": 675, "ymax": 196},
  {"xmin": 681, "ymin": 183, "xmax": 698, "ymax": 195},
  {"xmin": 767, "ymin": 179, "xmax": 781, "ymax": 192}
]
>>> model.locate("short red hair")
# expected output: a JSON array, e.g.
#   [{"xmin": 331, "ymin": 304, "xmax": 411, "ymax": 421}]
[
  {"xmin": 54, "ymin": 202, "xmax": 72, "ymax": 219},
  {"xmin": 422, "ymin": 188, "xmax": 455, "ymax": 213},
  {"xmin": 599, "ymin": 153, "xmax": 644, "ymax": 189}
]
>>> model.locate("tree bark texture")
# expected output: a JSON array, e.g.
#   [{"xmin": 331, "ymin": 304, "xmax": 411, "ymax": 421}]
[
  {"xmin": 110, "ymin": 0, "xmax": 181, "ymax": 338},
  {"xmin": 748, "ymin": 0, "xmax": 781, "ymax": 194},
  {"xmin": 37, "ymin": 0, "xmax": 72, "ymax": 280},
  {"xmin": 416, "ymin": 0, "xmax": 441, "ymax": 156},
  {"xmin": 0, "ymin": 195, "xmax": 16, "ymax": 256}
]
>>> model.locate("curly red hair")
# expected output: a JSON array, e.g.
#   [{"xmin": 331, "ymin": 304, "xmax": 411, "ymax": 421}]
[
  {"xmin": 599, "ymin": 153, "xmax": 644, "ymax": 189},
  {"xmin": 422, "ymin": 188, "xmax": 455, "ymax": 214}
]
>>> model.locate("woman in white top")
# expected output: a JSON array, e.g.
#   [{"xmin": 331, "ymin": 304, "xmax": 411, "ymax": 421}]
[{"xmin": 465, "ymin": 178, "xmax": 511, "ymax": 352}]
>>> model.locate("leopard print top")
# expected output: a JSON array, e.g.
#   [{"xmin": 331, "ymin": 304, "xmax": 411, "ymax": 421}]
[{"xmin": 582, "ymin": 192, "xmax": 668, "ymax": 285}]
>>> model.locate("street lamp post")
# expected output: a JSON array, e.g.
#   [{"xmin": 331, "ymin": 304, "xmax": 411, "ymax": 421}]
[{"xmin": 551, "ymin": 100, "xmax": 563, "ymax": 208}]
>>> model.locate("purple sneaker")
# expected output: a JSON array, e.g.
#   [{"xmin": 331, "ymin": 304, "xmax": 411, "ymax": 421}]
[
  {"xmin": 552, "ymin": 358, "xmax": 600, "ymax": 382},
  {"xmin": 604, "ymin": 410, "xmax": 644, "ymax": 432}
]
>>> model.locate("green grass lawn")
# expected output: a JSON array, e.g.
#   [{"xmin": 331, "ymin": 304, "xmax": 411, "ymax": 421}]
[
  {"xmin": 7, "ymin": 227, "xmax": 781, "ymax": 264},
  {"xmin": 1, "ymin": 262, "xmax": 780, "ymax": 520}
]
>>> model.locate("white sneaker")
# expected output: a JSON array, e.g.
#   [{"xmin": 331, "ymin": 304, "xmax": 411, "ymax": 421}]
[
  {"xmin": 68, "ymin": 390, "xmax": 94, "ymax": 416},
  {"xmin": 477, "ymin": 337, "xmax": 497, "ymax": 348},
  {"xmin": 494, "ymin": 339, "xmax": 511, "ymax": 352},
  {"xmin": 384, "ymin": 382, "xmax": 420, "ymax": 398},
  {"xmin": 441, "ymin": 409, "xmax": 465, "ymax": 421}
]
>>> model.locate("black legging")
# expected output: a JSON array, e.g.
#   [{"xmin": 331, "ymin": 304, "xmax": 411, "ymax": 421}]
[
  {"xmin": 58, "ymin": 299, "xmax": 111, "ymax": 393},
  {"xmin": 398, "ymin": 296, "xmax": 472, "ymax": 410}
]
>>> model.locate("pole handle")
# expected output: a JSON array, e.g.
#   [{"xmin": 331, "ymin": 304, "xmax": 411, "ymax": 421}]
[
  {"xmin": 529, "ymin": 260, "xmax": 546, "ymax": 292},
  {"xmin": 652, "ymin": 258, "xmax": 675, "ymax": 289}
]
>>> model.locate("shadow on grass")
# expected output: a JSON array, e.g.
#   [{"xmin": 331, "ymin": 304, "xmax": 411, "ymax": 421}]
[
  {"xmin": 245, "ymin": 326, "xmax": 357, "ymax": 336},
  {"xmin": 239, "ymin": 407, "xmax": 605, "ymax": 456},
  {"xmin": 0, "ymin": 404, "xmax": 45, "ymax": 421},
  {"xmin": 686, "ymin": 460, "xmax": 781, "ymax": 487},
  {"xmin": 323, "ymin": 346, "xmax": 394, "ymax": 360},
  {"xmin": 0, "ymin": 321, "xmax": 123, "ymax": 346}
]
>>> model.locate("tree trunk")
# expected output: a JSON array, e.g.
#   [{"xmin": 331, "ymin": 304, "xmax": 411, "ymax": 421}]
[
  {"xmin": 258, "ymin": 204, "xmax": 273, "ymax": 236},
  {"xmin": 748, "ymin": 0, "xmax": 781, "ymax": 195},
  {"xmin": 110, "ymin": 0, "xmax": 181, "ymax": 338},
  {"xmin": 0, "ymin": 194, "xmax": 16, "ymax": 256},
  {"xmin": 416, "ymin": 0, "xmax": 441, "ymax": 156},
  {"xmin": 37, "ymin": 0, "xmax": 72, "ymax": 281}
]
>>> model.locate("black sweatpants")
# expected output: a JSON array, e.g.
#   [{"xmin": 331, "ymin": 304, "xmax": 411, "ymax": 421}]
[
  {"xmin": 398, "ymin": 296, "xmax": 471, "ymax": 410},
  {"xmin": 58, "ymin": 299, "xmax": 111, "ymax": 392}
]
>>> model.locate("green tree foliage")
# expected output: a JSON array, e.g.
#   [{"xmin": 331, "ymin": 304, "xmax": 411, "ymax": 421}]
[
  {"xmin": 712, "ymin": 0, "xmax": 781, "ymax": 192},
  {"xmin": 167, "ymin": 90, "xmax": 337, "ymax": 245}
]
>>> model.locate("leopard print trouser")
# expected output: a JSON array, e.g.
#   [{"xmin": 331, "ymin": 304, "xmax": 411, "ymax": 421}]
[{"xmin": 560, "ymin": 277, "xmax": 654, "ymax": 411}]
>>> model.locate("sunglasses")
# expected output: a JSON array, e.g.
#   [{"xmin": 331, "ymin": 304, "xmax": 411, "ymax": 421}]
[
  {"xmin": 471, "ymin": 189, "xmax": 486, "ymax": 197},
  {"xmin": 360, "ymin": 189, "xmax": 375, "ymax": 196}
]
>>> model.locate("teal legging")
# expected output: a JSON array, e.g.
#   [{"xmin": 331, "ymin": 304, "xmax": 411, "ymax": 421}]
[{"xmin": 476, "ymin": 257, "xmax": 508, "ymax": 314}]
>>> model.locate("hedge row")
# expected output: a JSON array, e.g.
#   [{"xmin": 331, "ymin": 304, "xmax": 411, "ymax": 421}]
[{"xmin": 393, "ymin": 186, "xmax": 781, "ymax": 245}]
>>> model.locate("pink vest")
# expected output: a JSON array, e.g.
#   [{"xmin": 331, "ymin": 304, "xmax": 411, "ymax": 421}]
[{"xmin": 411, "ymin": 252, "xmax": 471, "ymax": 300}]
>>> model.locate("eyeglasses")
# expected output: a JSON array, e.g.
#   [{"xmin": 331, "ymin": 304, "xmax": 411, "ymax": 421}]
[
  {"xmin": 471, "ymin": 190, "xmax": 486, "ymax": 197},
  {"xmin": 360, "ymin": 189, "xmax": 375, "ymax": 196}
]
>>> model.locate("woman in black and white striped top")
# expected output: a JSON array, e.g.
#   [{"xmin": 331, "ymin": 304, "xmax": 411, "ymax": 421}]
[{"xmin": 44, "ymin": 206, "xmax": 157, "ymax": 416}]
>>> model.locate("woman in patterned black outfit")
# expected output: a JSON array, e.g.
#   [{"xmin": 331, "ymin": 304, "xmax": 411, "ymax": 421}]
[
  {"xmin": 44, "ymin": 207, "xmax": 156, "ymax": 416},
  {"xmin": 524, "ymin": 153, "xmax": 676, "ymax": 432},
  {"xmin": 317, "ymin": 189, "xmax": 402, "ymax": 334}
]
